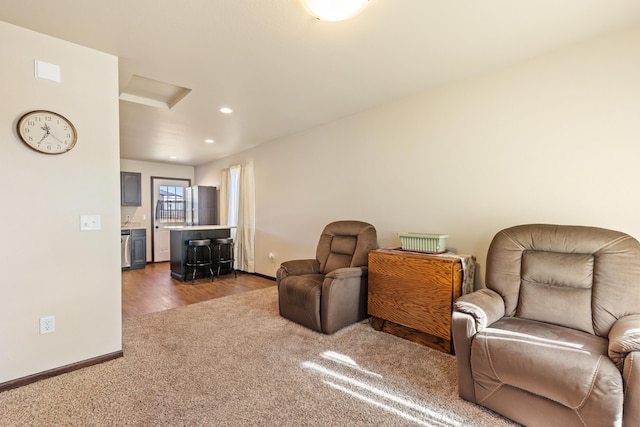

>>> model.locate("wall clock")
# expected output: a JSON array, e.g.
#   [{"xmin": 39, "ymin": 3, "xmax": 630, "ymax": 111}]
[{"xmin": 17, "ymin": 110, "xmax": 77, "ymax": 154}]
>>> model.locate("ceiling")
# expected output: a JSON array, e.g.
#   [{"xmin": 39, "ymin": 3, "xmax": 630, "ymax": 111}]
[{"xmin": 2, "ymin": 1, "xmax": 640, "ymax": 166}]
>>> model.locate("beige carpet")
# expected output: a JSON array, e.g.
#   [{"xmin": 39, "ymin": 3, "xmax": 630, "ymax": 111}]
[{"xmin": 0, "ymin": 286, "xmax": 518, "ymax": 426}]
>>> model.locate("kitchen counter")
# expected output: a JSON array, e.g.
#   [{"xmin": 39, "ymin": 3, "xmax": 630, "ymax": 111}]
[
  {"xmin": 165, "ymin": 225, "xmax": 236, "ymax": 231},
  {"xmin": 169, "ymin": 225, "xmax": 236, "ymax": 281}
]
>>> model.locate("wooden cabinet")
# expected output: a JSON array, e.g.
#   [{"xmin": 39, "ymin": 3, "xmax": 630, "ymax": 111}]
[
  {"xmin": 121, "ymin": 171, "xmax": 142, "ymax": 206},
  {"xmin": 368, "ymin": 249, "xmax": 467, "ymax": 353}
]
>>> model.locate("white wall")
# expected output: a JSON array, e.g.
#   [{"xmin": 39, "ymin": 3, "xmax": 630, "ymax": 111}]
[
  {"xmin": 196, "ymin": 25, "xmax": 640, "ymax": 285},
  {"xmin": 0, "ymin": 22, "xmax": 120, "ymax": 382},
  {"xmin": 120, "ymin": 159, "xmax": 194, "ymax": 261}
]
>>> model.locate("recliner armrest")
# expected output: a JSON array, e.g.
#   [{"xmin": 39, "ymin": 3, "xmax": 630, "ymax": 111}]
[
  {"xmin": 325, "ymin": 266, "xmax": 367, "ymax": 280},
  {"xmin": 608, "ymin": 313, "xmax": 640, "ymax": 370},
  {"xmin": 453, "ymin": 288, "xmax": 505, "ymax": 330},
  {"xmin": 279, "ymin": 259, "xmax": 320, "ymax": 276}
]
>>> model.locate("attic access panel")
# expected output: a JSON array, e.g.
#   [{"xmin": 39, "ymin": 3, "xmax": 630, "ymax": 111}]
[{"xmin": 119, "ymin": 74, "xmax": 191, "ymax": 109}]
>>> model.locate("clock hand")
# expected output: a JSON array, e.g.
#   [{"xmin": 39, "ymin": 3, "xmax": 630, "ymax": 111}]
[
  {"xmin": 37, "ymin": 132, "xmax": 49, "ymax": 143},
  {"xmin": 35, "ymin": 124, "xmax": 52, "ymax": 144},
  {"xmin": 49, "ymin": 133, "xmax": 65, "ymax": 144}
]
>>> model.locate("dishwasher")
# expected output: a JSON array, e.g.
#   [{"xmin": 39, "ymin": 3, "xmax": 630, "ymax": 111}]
[{"xmin": 121, "ymin": 230, "xmax": 131, "ymax": 269}]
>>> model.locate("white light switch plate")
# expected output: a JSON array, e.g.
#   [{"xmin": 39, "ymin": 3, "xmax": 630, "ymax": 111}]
[{"xmin": 80, "ymin": 215, "xmax": 101, "ymax": 231}]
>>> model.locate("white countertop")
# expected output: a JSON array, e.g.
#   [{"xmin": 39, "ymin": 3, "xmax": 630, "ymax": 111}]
[{"xmin": 165, "ymin": 225, "xmax": 236, "ymax": 231}]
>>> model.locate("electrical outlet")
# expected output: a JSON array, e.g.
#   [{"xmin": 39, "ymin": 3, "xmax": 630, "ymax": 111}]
[
  {"xmin": 39, "ymin": 316, "xmax": 55, "ymax": 335},
  {"xmin": 268, "ymin": 252, "xmax": 275, "ymax": 262}
]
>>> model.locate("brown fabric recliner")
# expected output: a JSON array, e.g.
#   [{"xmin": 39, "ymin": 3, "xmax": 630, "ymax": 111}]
[
  {"xmin": 452, "ymin": 224, "xmax": 640, "ymax": 427},
  {"xmin": 276, "ymin": 220, "xmax": 378, "ymax": 334}
]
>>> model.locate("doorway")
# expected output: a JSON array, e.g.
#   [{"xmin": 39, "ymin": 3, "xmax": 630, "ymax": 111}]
[{"xmin": 151, "ymin": 177, "xmax": 191, "ymax": 262}]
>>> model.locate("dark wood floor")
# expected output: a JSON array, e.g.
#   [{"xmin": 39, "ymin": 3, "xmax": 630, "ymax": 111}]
[{"xmin": 121, "ymin": 262, "xmax": 276, "ymax": 319}]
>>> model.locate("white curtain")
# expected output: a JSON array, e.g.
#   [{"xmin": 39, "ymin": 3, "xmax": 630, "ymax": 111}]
[
  {"xmin": 220, "ymin": 162, "xmax": 255, "ymax": 273},
  {"xmin": 219, "ymin": 170, "xmax": 230, "ymax": 227},
  {"xmin": 237, "ymin": 162, "xmax": 255, "ymax": 272}
]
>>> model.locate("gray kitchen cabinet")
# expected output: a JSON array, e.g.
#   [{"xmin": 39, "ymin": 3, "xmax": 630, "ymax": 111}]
[
  {"xmin": 121, "ymin": 172, "xmax": 142, "ymax": 206},
  {"xmin": 130, "ymin": 228, "xmax": 146, "ymax": 269}
]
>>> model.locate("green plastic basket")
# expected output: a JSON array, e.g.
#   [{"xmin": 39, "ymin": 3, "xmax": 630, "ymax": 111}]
[{"xmin": 398, "ymin": 232, "xmax": 448, "ymax": 253}]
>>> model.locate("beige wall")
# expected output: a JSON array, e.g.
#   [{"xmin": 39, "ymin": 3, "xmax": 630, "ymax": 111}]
[
  {"xmin": 120, "ymin": 159, "xmax": 194, "ymax": 261},
  {"xmin": 196, "ymin": 25, "xmax": 640, "ymax": 285},
  {"xmin": 0, "ymin": 22, "xmax": 120, "ymax": 382}
]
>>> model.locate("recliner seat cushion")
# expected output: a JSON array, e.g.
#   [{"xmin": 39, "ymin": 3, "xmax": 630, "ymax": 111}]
[{"xmin": 472, "ymin": 317, "xmax": 623, "ymax": 422}]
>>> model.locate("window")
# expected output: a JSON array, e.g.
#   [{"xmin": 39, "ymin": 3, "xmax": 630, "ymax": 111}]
[{"xmin": 156, "ymin": 185, "xmax": 186, "ymax": 223}]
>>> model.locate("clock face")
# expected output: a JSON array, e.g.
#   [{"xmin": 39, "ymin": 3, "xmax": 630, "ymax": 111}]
[{"xmin": 17, "ymin": 110, "xmax": 77, "ymax": 154}]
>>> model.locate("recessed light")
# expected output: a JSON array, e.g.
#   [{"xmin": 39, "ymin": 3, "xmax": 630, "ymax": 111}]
[
  {"xmin": 220, "ymin": 107, "xmax": 233, "ymax": 114},
  {"xmin": 204, "ymin": 139, "xmax": 215, "ymax": 144},
  {"xmin": 169, "ymin": 156, "xmax": 177, "ymax": 160}
]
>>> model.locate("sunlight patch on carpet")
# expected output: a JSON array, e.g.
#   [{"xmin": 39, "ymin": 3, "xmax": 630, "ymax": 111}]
[
  {"xmin": 325, "ymin": 381, "xmax": 454, "ymax": 427},
  {"xmin": 302, "ymin": 357, "xmax": 462, "ymax": 427},
  {"xmin": 319, "ymin": 351, "xmax": 383, "ymax": 378}
]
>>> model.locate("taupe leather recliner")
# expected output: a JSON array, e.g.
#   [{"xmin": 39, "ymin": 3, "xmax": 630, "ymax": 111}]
[
  {"xmin": 452, "ymin": 224, "xmax": 640, "ymax": 427},
  {"xmin": 276, "ymin": 220, "xmax": 378, "ymax": 334}
]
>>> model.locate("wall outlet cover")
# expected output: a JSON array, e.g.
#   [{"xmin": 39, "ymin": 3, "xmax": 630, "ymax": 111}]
[{"xmin": 39, "ymin": 316, "xmax": 55, "ymax": 335}]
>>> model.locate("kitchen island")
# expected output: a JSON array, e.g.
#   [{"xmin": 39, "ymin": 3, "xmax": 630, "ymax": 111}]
[{"xmin": 169, "ymin": 225, "xmax": 236, "ymax": 281}]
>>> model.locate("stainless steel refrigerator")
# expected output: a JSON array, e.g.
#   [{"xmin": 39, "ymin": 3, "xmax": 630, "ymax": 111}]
[{"xmin": 185, "ymin": 185, "xmax": 218, "ymax": 226}]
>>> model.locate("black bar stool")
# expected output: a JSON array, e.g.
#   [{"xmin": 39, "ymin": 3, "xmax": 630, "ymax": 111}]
[
  {"xmin": 214, "ymin": 238, "xmax": 236, "ymax": 278},
  {"xmin": 185, "ymin": 239, "xmax": 214, "ymax": 284}
]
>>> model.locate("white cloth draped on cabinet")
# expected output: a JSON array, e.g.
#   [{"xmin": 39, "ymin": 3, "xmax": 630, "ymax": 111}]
[{"xmin": 220, "ymin": 162, "xmax": 255, "ymax": 273}]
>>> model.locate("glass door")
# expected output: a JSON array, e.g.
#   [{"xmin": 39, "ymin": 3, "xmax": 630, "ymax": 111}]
[{"xmin": 151, "ymin": 177, "xmax": 190, "ymax": 262}]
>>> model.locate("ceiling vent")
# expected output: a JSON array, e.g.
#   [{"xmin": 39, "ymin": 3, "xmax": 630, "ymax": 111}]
[{"xmin": 119, "ymin": 75, "xmax": 191, "ymax": 109}]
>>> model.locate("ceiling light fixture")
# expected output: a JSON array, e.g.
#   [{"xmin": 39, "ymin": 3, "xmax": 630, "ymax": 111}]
[
  {"xmin": 301, "ymin": 0, "xmax": 369, "ymax": 21},
  {"xmin": 220, "ymin": 107, "xmax": 233, "ymax": 114},
  {"xmin": 204, "ymin": 139, "xmax": 215, "ymax": 144}
]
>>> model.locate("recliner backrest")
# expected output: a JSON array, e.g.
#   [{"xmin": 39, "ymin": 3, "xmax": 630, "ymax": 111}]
[
  {"xmin": 486, "ymin": 224, "xmax": 640, "ymax": 337},
  {"xmin": 316, "ymin": 220, "xmax": 378, "ymax": 274}
]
